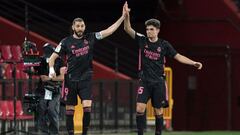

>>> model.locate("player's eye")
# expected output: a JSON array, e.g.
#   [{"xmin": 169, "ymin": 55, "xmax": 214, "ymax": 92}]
[{"xmin": 146, "ymin": 28, "xmax": 154, "ymax": 31}]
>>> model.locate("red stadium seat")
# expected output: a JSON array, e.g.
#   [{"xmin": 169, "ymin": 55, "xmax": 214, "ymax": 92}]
[
  {"xmin": 16, "ymin": 63, "xmax": 29, "ymax": 79},
  {"xmin": 8, "ymin": 101, "xmax": 33, "ymax": 119},
  {"xmin": 16, "ymin": 101, "xmax": 33, "ymax": 119},
  {"xmin": 0, "ymin": 45, "xmax": 12, "ymax": 60},
  {"xmin": 4, "ymin": 64, "xmax": 12, "ymax": 79},
  {"xmin": 10, "ymin": 45, "xmax": 22, "ymax": 61},
  {"xmin": 0, "ymin": 101, "xmax": 3, "ymax": 118},
  {"xmin": 15, "ymin": 67, "xmax": 21, "ymax": 79},
  {"xmin": 5, "ymin": 100, "xmax": 34, "ymax": 131},
  {"xmin": 0, "ymin": 101, "xmax": 11, "ymax": 132},
  {"xmin": 0, "ymin": 101, "xmax": 10, "ymax": 120}
]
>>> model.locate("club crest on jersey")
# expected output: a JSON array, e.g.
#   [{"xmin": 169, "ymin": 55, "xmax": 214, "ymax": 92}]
[
  {"xmin": 70, "ymin": 45, "xmax": 76, "ymax": 49},
  {"xmin": 157, "ymin": 47, "xmax": 161, "ymax": 52},
  {"xmin": 145, "ymin": 45, "xmax": 148, "ymax": 48},
  {"xmin": 84, "ymin": 39, "xmax": 89, "ymax": 45}
]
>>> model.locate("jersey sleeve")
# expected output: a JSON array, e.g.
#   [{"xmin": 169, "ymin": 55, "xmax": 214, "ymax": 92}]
[
  {"xmin": 85, "ymin": 32, "xmax": 99, "ymax": 48},
  {"xmin": 164, "ymin": 41, "xmax": 178, "ymax": 58},
  {"xmin": 54, "ymin": 38, "xmax": 67, "ymax": 56},
  {"xmin": 86, "ymin": 32, "xmax": 98, "ymax": 41},
  {"xmin": 54, "ymin": 58, "xmax": 64, "ymax": 76},
  {"xmin": 95, "ymin": 32, "xmax": 103, "ymax": 40},
  {"xmin": 135, "ymin": 32, "xmax": 147, "ymax": 48}
]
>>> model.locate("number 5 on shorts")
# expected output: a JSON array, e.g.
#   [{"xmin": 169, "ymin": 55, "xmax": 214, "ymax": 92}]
[{"xmin": 138, "ymin": 87, "xmax": 144, "ymax": 94}]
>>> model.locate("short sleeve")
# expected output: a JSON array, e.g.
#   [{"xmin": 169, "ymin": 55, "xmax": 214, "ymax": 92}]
[
  {"xmin": 95, "ymin": 32, "xmax": 103, "ymax": 40},
  {"xmin": 85, "ymin": 33, "xmax": 98, "ymax": 48},
  {"xmin": 135, "ymin": 32, "xmax": 147, "ymax": 48},
  {"xmin": 54, "ymin": 58, "xmax": 64, "ymax": 75},
  {"xmin": 54, "ymin": 38, "xmax": 67, "ymax": 56},
  {"xmin": 164, "ymin": 41, "xmax": 177, "ymax": 58}
]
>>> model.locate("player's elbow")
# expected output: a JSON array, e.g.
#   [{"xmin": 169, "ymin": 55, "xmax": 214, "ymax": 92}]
[
  {"xmin": 124, "ymin": 26, "xmax": 127, "ymax": 31},
  {"xmin": 174, "ymin": 53, "xmax": 182, "ymax": 61},
  {"xmin": 124, "ymin": 26, "xmax": 130, "ymax": 32},
  {"xmin": 124, "ymin": 28, "xmax": 130, "ymax": 35}
]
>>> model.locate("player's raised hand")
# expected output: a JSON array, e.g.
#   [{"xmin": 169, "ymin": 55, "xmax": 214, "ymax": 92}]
[
  {"xmin": 193, "ymin": 62, "xmax": 203, "ymax": 70},
  {"xmin": 124, "ymin": 1, "xmax": 130, "ymax": 16},
  {"xmin": 122, "ymin": 1, "xmax": 127, "ymax": 18}
]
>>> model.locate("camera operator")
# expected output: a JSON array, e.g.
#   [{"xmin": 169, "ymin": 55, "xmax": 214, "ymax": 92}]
[{"xmin": 35, "ymin": 43, "xmax": 65, "ymax": 135}]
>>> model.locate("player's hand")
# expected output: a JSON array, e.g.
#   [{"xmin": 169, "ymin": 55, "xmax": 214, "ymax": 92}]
[
  {"xmin": 125, "ymin": 2, "xmax": 130, "ymax": 17},
  {"xmin": 122, "ymin": 2, "xmax": 127, "ymax": 18},
  {"xmin": 49, "ymin": 67, "xmax": 56, "ymax": 78},
  {"xmin": 193, "ymin": 62, "xmax": 202, "ymax": 70},
  {"xmin": 122, "ymin": 1, "xmax": 130, "ymax": 18}
]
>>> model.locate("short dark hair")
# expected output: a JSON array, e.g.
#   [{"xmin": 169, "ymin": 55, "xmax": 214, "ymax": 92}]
[
  {"xmin": 145, "ymin": 18, "xmax": 161, "ymax": 29},
  {"xmin": 72, "ymin": 17, "xmax": 84, "ymax": 25}
]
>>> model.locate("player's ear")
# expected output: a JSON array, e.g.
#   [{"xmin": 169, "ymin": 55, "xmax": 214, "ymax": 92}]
[{"xmin": 72, "ymin": 25, "xmax": 74, "ymax": 31}]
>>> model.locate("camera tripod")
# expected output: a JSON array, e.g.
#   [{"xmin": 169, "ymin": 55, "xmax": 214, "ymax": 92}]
[{"xmin": 0, "ymin": 60, "xmax": 33, "ymax": 135}]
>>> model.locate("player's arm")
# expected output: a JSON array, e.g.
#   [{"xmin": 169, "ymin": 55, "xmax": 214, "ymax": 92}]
[
  {"xmin": 98, "ymin": 2, "xmax": 127, "ymax": 39},
  {"xmin": 124, "ymin": 2, "xmax": 135, "ymax": 39},
  {"xmin": 51, "ymin": 66, "xmax": 66, "ymax": 81},
  {"xmin": 37, "ymin": 58, "xmax": 51, "ymax": 81},
  {"xmin": 42, "ymin": 66, "xmax": 65, "ymax": 82},
  {"xmin": 48, "ymin": 53, "xmax": 59, "ymax": 78},
  {"xmin": 174, "ymin": 53, "xmax": 203, "ymax": 70},
  {"xmin": 40, "ymin": 75, "xmax": 51, "ymax": 82}
]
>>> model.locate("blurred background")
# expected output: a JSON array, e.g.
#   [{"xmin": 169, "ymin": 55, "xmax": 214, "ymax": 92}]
[{"xmin": 1, "ymin": 0, "xmax": 240, "ymax": 134}]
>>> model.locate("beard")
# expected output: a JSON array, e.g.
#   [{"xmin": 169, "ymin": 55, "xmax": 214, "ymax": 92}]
[{"xmin": 73, "ymin": 30, "xmax": 84, "ymax": 38}]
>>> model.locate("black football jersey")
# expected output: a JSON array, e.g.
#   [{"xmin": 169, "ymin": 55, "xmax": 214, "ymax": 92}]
[
  {"xmin": 54, "ymin": 33, "xmax": 100, "ymax": 80},
  {"xmin": 135, "ymin": 33, "xmax": 177, "ymax": 81}
]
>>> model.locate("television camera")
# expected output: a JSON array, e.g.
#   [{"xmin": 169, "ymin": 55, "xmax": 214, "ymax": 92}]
[{"xmin": 21, "ymin": 40, "xmax": 41, "ymax": 113}]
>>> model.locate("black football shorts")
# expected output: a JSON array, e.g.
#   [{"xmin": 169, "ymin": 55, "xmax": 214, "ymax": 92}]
[{"xmin": 136, "ymin": 77, "xmax": 169, "ymax": 108}]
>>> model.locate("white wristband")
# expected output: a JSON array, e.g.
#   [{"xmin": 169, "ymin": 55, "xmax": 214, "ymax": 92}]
[{"xmin": 49, "ymin": 67, "xmax": 55, "ymax": 78}]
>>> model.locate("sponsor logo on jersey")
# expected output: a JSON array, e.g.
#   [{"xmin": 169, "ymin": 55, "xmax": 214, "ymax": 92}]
[
  {"xmin": 72, "ymin": 46, "xmax": 89, "ymax": 57},
  {"xmin": 144, "ymin": 49, "xmax": 160, "ymax": 60}
]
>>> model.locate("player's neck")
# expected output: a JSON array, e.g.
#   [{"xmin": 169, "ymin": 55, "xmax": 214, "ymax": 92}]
[
  {"xmin": 73, "ymin": 34, "xmax": 83, "ymax": 39},
  {"xmin": 148, "ymin": 37, "xmax": 158, "ymax": 43}
]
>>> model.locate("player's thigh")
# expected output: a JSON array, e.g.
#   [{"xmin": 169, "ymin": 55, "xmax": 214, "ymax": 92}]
[
  {"xmin": 151, "ymin": 80, "xmax": 168, "ymax": 108},
  {"xmin": 78, "ymin": 80, "xmax": 92, "ymax": 107},
  {"xmin": 64, "ymin": 80, "xmax": 78, "ymax": 106},
  {"xmin": 136, "ymin": 81, "xmax": 150, "ymax": 112}
]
